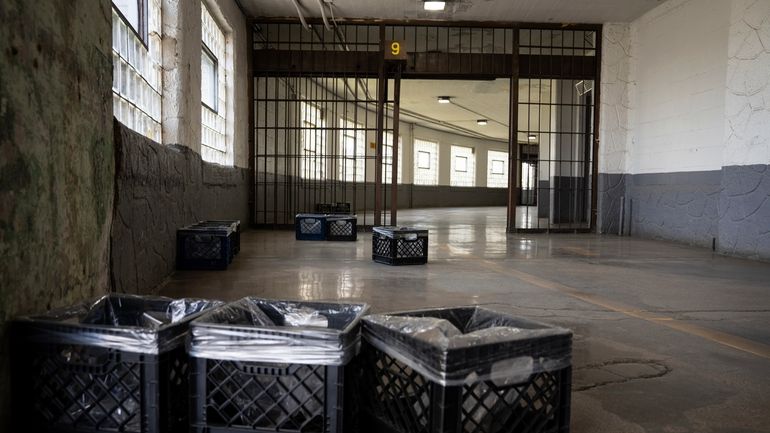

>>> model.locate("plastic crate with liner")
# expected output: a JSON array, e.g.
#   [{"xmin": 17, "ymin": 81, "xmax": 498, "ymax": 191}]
[
  {"xmin": 177, "ymin": 224, "xmax": 235, "ymax": 270},
  {"xmin": 326, "ymin": 215, "xmax": 357, "ymax": 242},
  {"xmin": 11, "ymin": 294, "xmax": 220, "ymax": 433},
  {"xmin": 372, "ymin": 226, "xmax": 428, "ymax": 265},
  {"xmin": 359, "ymin": 306, "xmax": 573, "ymax": 433},
  {"xmin": 192, "ymin": 220, "xmax": 241, "ymax": 255},
  {"xmin": 295, "ymin": 214, "xmax": 327, "ymax": 241},
  {"xmin": 188, "ymin": 297, "xmax": 369, "ymax": 433}
]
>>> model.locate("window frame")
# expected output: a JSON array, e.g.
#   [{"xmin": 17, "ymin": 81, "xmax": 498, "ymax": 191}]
[
  {"xmin": 413, "ymin": 138, "xmax": 439, "ymax": 186},
  {"xmin": 201, "ymin": 43, "xmax": 219, "ymax": 113},
  {"xmin": 450, "ymin": 145, "xmax": 476, "ymax": 187},
  {"xmin": 490, "ymin": 159, "xmax": 505, "ymax": 175},
  {"xmin": 417, "ymin": 150, "xmax": 432, "ymax": 169},
  {"xmin": 112, "ymin": 0, "xmax": 149, "ymax": 47}
]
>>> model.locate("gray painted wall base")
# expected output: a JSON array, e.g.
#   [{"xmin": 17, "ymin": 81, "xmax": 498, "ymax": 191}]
[
  {"xmin": 111, "ymin": 121, "xmax": 250, "ymax": 295},
  {"xmin": 718, "ymin": 165, "xmax": 770, "ymax": 260},
  {"xmin": 598, "ymin": 165, "xmax": 770, "ymax": 261}
]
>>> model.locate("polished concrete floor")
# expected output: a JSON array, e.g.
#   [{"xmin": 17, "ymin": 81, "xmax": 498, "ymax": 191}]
[{"xmin": 162, "ymin": 207, "xmax": 770, "ymax": 433}]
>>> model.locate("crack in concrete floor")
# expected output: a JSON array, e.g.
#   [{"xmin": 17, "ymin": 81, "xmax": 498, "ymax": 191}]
[{"xmin": 573, "ymin": 359, "xmax": 672, "ymax": 392}]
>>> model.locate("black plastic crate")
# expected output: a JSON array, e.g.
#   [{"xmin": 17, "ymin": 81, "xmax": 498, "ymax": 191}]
[
  {"xmin": 11, "ymin": 295, "xmax": 218, "ymax": 433},
  {"xmin": 191, "ymin": 360, "xmax": 348, "ymax": 433},
  {"xmin": 189, "ymin": 298, "xmax": 369, "ymax": 433},
  {"xmin": 372, "ymin": 227, "xmax": 428, "ymax": 265},
  {"xmin": 326, "ymin": 215, "xmax": 357, "ymax": 242},
  {"xmin": 193, "ymin": 220, "xmax": 241, "ymax": 255},
  {"xmin": 315, "ymin": 203, "xmax": 351, "ymax": 215},
  {"xmin": 177, "ymin": 225, "xmax": 234, "ymax": 270},
  {"xmin": 296, "ymin": 214, "xmax": 327, "ymax": 241},
  {"xmin": 360, "ymin": 307, "xmax": 573, "ymax": 433},
  {"xmin": 332, "ymin": 203, "xmax": 351, "ymax": 214}
]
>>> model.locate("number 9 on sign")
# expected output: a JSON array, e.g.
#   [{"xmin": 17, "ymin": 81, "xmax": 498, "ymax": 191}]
[
  {"xmin": 391, "ymin": 42, "xmax": 400, "ymax": 56},
  {"xmin": 384, "ymin": 40, "xmax": 407, "ymax": 60}
]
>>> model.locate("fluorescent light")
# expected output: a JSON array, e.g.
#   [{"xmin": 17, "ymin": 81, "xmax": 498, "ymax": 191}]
[
  {"xmin": 437, "ymin": 96, "xmax": 451, "ymax": 104},
  {"xmin": 424, "ymin": 1, "xmax": 445, "ymax": 11},
  {"xmin": 528, "ymin": 133, "xmax": 537, "ymax": 141},
  {"xmin": 477, "ymin": 119, "xmax": 488, "ymax": 126}
]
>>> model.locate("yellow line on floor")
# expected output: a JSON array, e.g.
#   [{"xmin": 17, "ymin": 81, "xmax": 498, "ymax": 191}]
[{"xmin": 477, "ymin": 260, "xmax": 770, "ymax": 360}]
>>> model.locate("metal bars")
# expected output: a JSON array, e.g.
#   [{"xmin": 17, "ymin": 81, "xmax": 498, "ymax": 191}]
[{"xmin": 251, "ymin": 21, "xmax": 601, "ymax": 233}]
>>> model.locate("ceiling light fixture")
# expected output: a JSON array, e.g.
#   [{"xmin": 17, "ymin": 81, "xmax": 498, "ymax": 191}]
[
  {"xmin": 424, "ymin": 1, "xmax": 446, "ymax": 11},
  {"xmin": 528, "ymin": 133, "xmax": 537, "ymax": 141},
  {"xmin": 437, "ymin": 96, "xmax": 451, "ymax": 104},
  {"xmin": 477, "ymin": 119, "xmax": 488, "ymax": 126}
]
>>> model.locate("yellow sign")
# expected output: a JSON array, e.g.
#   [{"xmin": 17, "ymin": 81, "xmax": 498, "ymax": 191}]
[{"xmin": 384, "ymin": 40, "xmax": 407, "ymax": 61}]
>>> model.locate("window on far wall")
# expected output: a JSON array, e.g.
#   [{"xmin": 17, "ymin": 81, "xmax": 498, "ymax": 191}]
[
  {"xmin": 451, "ymin": 145, "xmax": 475, "ymax": 187},
  {"xmin": 382, "ymin": 132, "xmax": 403, "ymax": 184},
  {"xmin": 201, "ymin": 1, "xmax": 229, "ymax": 165},
  {"xmin": 300, "ymin": 102, "xmax": 327, "ymax": 180},
  {"xmin": 487, "ymin": 150, "xmax": 509, "ymax": 188},
  {"xmin": 111, "ymin": 0, "xmax": 162, "ymax": 142},
  {"xmin": 413, "ymin": 138, "xmax": 438, "ymax": 185},
  {"xmin": 339, "ymin": 119, "xmax": 365, "ymax": 182}
]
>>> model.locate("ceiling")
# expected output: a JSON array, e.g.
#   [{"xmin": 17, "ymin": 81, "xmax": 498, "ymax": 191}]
[
  {"xmin": 398, "ymin": 79, "xmax": 510, "ymax": 141},
  {"xmin": 241, "ymin": 0, "xmax": 662, "ymax": 24}
]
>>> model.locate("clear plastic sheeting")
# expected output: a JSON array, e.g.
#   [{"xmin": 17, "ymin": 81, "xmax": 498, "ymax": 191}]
[
  {"xmin": 363, "ymin": 306, "xmax": 572, "ymax": 386},
  {"xmin": 189, "ymin": 297, "xmax": 369, "ymax": 365},
  {"xmin": 13, "ymin": 294, "xmax": 220, "ymax": 354}
]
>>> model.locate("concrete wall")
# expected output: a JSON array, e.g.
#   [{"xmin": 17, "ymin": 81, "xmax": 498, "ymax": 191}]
[
  {"xmin": 718, "ymin": 0, "xmax": 770, "ymax": 258},
  {"xmin": 0, "ymin": 0, "xmax": 114, "ymax": 429},
  {"xmin": 111, "ymin": 121, "xmax": 250, "ymax": 295},
  {"xmin": 597, "ymin": 0, "xmax": 770, "ymax": 260}
]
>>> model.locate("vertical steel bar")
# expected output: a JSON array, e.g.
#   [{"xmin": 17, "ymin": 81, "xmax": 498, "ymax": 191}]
[
  {"xmin": 390, "ymin": 64, "xmax": 402, "ymax": 226},
  {"xmin": 507, "ymin": 26, "xmax": 520, "ymax": 232},
  {"xmin": 374, "ymin": 25, "xmax": 386, "ymax": 227},
  {"xmin": 249, "ymin": 26, "xmax": 256, "ymax": 226},
  {"xmin": 591, "ymin": 27, "xmax": 602, "ymax": 230}
]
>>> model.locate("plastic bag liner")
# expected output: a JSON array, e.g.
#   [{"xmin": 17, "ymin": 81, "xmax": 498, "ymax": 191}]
[
  {"xmin": 188, "ymin": 297, "xmax": 369, "ymax": 365},
  {"xmin": 363, "ymin": 306, "xmax": 572, "ymax": 386},
  {"xmin": 13, "ymin": 294, "xmax": 220, "ymax": 354}
]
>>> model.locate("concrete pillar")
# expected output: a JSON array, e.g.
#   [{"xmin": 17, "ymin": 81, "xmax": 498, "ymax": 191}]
[{"xmin": 161, "ymin": 0, "xmax": 202, "ymax": 151}]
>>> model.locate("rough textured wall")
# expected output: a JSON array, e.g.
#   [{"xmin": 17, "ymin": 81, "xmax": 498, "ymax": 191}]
[
  {"xmin": 0, "ymin": 0, "xmax": 113, "ymax": 429},
  {"xmin": 597, "ymin": 23, "xmax": 634, "ymax": 234},
  {"xmin": 112, "ymin": 122, "xmax": 249, "ymax": 295},
  {"xmin": 629, "ymin": 171, "xmax": 721, "ymax": 248},
  {"xmin": 718, "ymin": 0, "xmax": 770, "ymax": 260}
]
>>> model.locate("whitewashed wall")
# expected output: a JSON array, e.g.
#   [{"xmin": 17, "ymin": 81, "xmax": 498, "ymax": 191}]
[{"xmin": 629, "ymin": 0, "xmax": 731, "ymax": 174}]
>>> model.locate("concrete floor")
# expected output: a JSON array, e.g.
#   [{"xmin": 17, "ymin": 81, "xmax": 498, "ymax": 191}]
[{"xmin": 162, "ymin": 207, "xmax": 770, "ymax": 433}]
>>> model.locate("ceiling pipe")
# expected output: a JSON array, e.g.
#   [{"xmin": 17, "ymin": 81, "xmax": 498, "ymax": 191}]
[
  {"xmin": 289, "ymin": 0, "xmax": 310, "ymax": 30},
  {"xmin": 317, "ymin": 0, "xmax": 332, "ymax": 30}
]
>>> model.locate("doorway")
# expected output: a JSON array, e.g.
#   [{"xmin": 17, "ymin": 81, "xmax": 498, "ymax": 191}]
[{"xmin": 251, "ymin": 21, "xmax": 601, "ymax": 232}]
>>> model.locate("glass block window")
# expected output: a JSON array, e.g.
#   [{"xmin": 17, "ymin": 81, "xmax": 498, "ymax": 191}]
[
  {"xmin": 451, "ymin": 145, "xmax": 475, "ymax": 187},
  {"xmin": 487, "ymin": 150, "xmax": 509, "ymax": 188},
  {"xmin": 413, "ymin": 138, "xmax": 439, "ymax": 185},
  {"xmin": 339, "ymin": 119, "xmax": 365, "ymax": 182},
  {"xmin": 301, "ymin": 102, "xmax": 327, "ymax": 180},
  {"xmin": 382, "ymin": 132, "xmax": 403, "ymax": 184},
  {"xmin": 201, "ymin": 2, "xmax": 228, "ymax": 165},
  {"xmin": 112, "ymin": 0, "xmax": 162, "ymax": 142}
]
